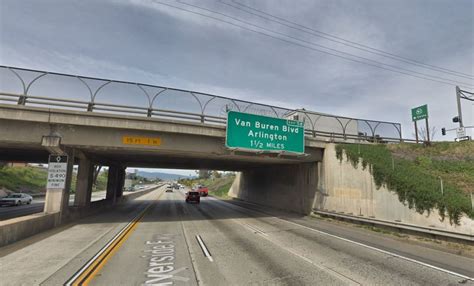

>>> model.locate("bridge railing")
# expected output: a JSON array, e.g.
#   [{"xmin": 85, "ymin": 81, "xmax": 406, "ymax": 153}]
[{"xmin": 0, "ymin": 65, "xmax": 406, "ymax": 143}]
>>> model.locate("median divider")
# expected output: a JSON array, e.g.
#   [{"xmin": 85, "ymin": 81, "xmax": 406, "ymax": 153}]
[
  {"xmin": 121, "ymin": 184, "xmax": 165, "ymax": 201},
  {"xmin": 0, "ymin": 212, "xmax": 60, "ymax": 247},
  {"xmin": 0, "ymin": 184, "xmax": 165, "ymax": 247}
]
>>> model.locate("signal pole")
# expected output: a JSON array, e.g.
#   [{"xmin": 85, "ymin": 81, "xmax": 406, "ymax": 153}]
[
  {"xmin": 425, "ymin": 117, "xmax": 430, "ymax": 143},
  {"xmin": 456, "ymin": 86, "xmax": 463, "ymax": 128},
  {"xmin": 414, "ymin": 120, "xmax": 419, "ymax": 143}
]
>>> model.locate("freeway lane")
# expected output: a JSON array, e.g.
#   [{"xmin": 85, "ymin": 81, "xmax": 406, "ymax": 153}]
[
  {"xmin": 0, "ymin": 187, "xmax": 157, "ymax": 221},
  {"xmin": 0, "ymin": 199, "xmax": 44, "ymax": 220},
  {"xmin": 0, "ymin": 187, "xmax": 163, "ymax": 285},
  {"xmin": 55, "ymin": 189, "xmax": 474, "ymax": 285},
  {"xmin": 84, "ymin": 189, "xmax": 342, "ymax": 285},
  {"xmin": 1, "ymin": 186, "xmax": 473, "ymax": 285}
]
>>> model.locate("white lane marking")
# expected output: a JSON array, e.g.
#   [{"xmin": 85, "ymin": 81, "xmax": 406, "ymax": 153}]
[
  {"xmin": 244, "ymin": 223, "xmax": 268, "ymax": 237},
  {"xmin": 236, "ymin": 221, "xmax": 268, "ymax": 237},
  {"xmin": 195, "ymin": 235, "xmax": 213, "ymax": 262},
  {"xmin": 282, "ymin": 219, "xmax": 474, "ymax": 282},
  {"xmin": 143, "ymin": 234, "xmax": 190, "ymax": 285},
  {"xmin": 234, "ymin": 220, "xmax": 360, "ymax": 285},
  {"xmin": 168, "ymin": 267, "xmax": 191, "ymax": 282},
  {"xmin": 262, "ymin": 233, "xmax": 360, "ymax": 285},
  {"xmin": 218, "ymin": 199, "xmax": 474, "ymax": 282}
]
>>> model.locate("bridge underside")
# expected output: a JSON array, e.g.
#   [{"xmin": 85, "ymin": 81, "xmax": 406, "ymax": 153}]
[
  {"xmin": 0, "ymin": 104, "xmax": 323, "ymax": 169},
  {"xmin": 0, "ymin": 104, "xmax": 325, "ymax": 221},
  {"xmin": 0, "ymin": 143, "xmax": 322, "ymax": 170}
]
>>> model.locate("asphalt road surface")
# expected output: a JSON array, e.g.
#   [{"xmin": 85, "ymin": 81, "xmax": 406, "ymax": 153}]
[
  {"xmin": 1, "ymin": 186, "xmax": 473, "ymax": 285},
  {"xmin": 0, "ymin": 198, "xmax": 44, "ymax": 220},
  {"xmin": 0, "ymin": 192, "xmax": 107, "ymax": 221},
  {"xmin": 0, "ymin": 188, "xmax": 153, "ymax": 221}
]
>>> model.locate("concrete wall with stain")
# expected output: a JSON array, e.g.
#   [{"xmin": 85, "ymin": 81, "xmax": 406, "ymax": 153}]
[
  {"xmin": 315, "ymin": 144, "xmax": 473, "ymax": 235},
  {"xmin": 228, "ymin": 162, "xmax": 318, "ymax": 214}
]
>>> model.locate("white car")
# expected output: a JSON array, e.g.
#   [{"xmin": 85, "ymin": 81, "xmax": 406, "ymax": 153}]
[{"xmin": 0, "ymin": 193, "xmax": 33, "ymax": 206}]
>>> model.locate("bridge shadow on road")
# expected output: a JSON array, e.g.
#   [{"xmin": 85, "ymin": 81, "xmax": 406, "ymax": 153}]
[{"xmin": 72, "ymin": 196, "xmax": 300, "ymax": 226}]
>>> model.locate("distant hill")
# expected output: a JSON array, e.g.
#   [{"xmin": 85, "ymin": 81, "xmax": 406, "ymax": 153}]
[
  {"xmin": 136, "ymin": 171, "xmax": 193, "ymax": 181},
  {"xmin": 0, "ymin": 166, "xmax": 48, "ymax": 194}
]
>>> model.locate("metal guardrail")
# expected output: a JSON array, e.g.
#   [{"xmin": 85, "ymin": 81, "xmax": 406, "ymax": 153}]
[
  {"xmin": 0, "ymin": 65, "xmax": 409, "ymax": 143},
  {"xmin": 314, "ymin": 210, "xmax": 473, "ymax": 243}
]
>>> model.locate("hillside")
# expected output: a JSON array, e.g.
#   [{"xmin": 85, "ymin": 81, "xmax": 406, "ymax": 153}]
[
  {"xmin": 0, "ymin": 166, "xmax": 48, "ymax": 194},
  {"xmin": 137, "ymin": 170, "xmax": 193, "ymax": 181},
  {"xmin": 179, "ymin": 174, "xmax": 235, "ymax": 199},
  {"xmin": 0, "ymin": 165, "xmax": 108, "ymax": 195},
  {"xmin": 336, "ymin": 141, "xmax": 474, "ymax": 224}
]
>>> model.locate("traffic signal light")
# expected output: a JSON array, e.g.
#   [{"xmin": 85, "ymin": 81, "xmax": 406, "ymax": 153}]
[
  {"xmin": 441, "ymin": 128, "xmax": 446, "ymax": 136},
  {"xmin": 452, "ymin": 116, "xmax": 459, "ymax": 123}
]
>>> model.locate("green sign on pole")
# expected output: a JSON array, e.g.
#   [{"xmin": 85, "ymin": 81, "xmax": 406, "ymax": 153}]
[
  {"xmin": 226, "ymin": 111, "xmax": 304, "ymax": 153},
  {"xmin": 411, "ymin": 104, "xmax": 428, "ymax": 121}
]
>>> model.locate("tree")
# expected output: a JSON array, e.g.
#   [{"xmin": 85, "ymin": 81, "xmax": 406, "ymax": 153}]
[
  {"xmin": 413, "ymin": 126, "xmax": 437, "ymax": 142},
  {"xmin": 212, "ymin": 170, "xmax": 222, "ymax": 179},
  {"xmin": 92, "ymin": 166, "xmax": 103, "ymax": 186},
  {"xmin": 197, "ymin": 170, "xmax": 211, "ymax": 179}
]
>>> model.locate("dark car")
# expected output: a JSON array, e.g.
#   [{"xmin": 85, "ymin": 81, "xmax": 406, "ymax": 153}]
[{"xmin": 185, "ymin": 191, "xmax": 200, "ymax": 204}]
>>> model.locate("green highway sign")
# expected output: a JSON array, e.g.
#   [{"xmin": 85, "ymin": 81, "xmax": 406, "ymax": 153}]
[
  {"xmin": 411, "ymin": 104, "xmax": 428, "ymax": 121},
  {"xmin": 226, "ymin": 111, "xmax": 305, "ymax": 153}
]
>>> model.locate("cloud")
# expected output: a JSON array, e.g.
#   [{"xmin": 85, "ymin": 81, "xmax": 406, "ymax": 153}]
[{"xmin": 1, "ymin": 0, "xmax": 472, "ymax": 142}]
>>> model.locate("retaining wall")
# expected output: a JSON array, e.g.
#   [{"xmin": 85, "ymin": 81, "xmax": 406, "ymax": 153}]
[{"xmin": 315, "ymin": 144, "xmax": 473, "ymax": 235}]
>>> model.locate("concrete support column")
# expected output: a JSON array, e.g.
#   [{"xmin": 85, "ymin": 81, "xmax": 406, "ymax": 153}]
[
  {"xmin": 74, "ymin": 157, "xmax": 94, "ymax": 207},
  {"xmin": 116, "ymin": 167, "xmax": 125, "ymax": 199},
  {"xmin": 106, "ymin": 166, "xmax": 125, "ymax": 203},
  {"xmin": 44, "ymin": 149, "xmax": 74, "ymax": 220},
  {"xmin": 106, "ymin": 165, "xmax": 119, "ymax": 202}
]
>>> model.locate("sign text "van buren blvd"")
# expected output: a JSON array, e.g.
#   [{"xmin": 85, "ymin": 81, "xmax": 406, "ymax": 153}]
[{"xmin": 226, "ymin": 111, "xmax": 304, "ymax": 153}]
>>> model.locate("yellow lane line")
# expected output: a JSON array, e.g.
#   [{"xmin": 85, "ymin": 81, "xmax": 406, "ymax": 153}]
[{"xmin": 68, "ymin": 190, "xmax": 165, "ymax": 286}]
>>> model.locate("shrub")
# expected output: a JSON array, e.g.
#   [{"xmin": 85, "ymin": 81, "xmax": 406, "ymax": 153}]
[{"xmin": 336, "ymin": 143, "xmax": 473, "ymax": 224}]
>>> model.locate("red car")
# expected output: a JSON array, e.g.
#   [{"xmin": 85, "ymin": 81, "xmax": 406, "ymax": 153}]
[
  {"xmin": 197, "ymin": 186, "xmax": 208, "ymax": 197},
  {"xmin": 185, "ymin": 191, "xmax": 200, "ymax": 204}
]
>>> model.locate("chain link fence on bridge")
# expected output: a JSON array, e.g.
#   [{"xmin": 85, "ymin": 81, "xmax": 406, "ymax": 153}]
[{"xmin": 0, "ymin": 66, "xmax": 404, "ymax": 143}]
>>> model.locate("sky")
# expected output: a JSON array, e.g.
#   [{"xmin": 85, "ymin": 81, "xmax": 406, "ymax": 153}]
[{"xmin": 1, "ymin": 0, "xmax": 473, "ymax": 176}]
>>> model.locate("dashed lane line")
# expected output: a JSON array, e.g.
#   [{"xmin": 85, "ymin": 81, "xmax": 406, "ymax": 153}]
[
  {"xmin": 195, "ymin": 235, "xmax": 214, "ymax": 262},
  {"xmin": 215, "ymin": 198, "xmax": 474, "ymax": 282}
]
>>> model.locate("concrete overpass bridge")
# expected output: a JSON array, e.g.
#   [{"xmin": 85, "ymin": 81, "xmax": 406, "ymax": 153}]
[{"xmin": 0, "ymin": 66, "xmax": 404, "ymax": 221}]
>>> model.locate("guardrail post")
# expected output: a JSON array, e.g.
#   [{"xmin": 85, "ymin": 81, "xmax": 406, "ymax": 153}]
[
  {"xmin": 17, "ymin": 95, "xmax": 26, "ymax": 105},
  {"xmin": 147, "ymin": 108, "xmax": 153, "ymax": 117},
  {"xmin": 200, "ymin": 115, "xmax": 205, "ymax": 123},
  {"xmin": 87, "ymin": 103, "xmax": 94, "ymax": 112}
]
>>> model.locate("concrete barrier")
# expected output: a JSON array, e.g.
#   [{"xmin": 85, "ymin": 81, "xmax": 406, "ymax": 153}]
[
  {"xmin": 65, "ymin": 185, "xmax": 162, "ymax": 221},
  {"xmin": 121, "ymin": 185, "xmax": 162, "ymax": 201},
  {"xmin": 0, "ymin": 212, "xmax": 60, "ymax": 247},
  {"xmin": 0, "ymin": 185, "xmax": 163, "ymax": 247}
]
